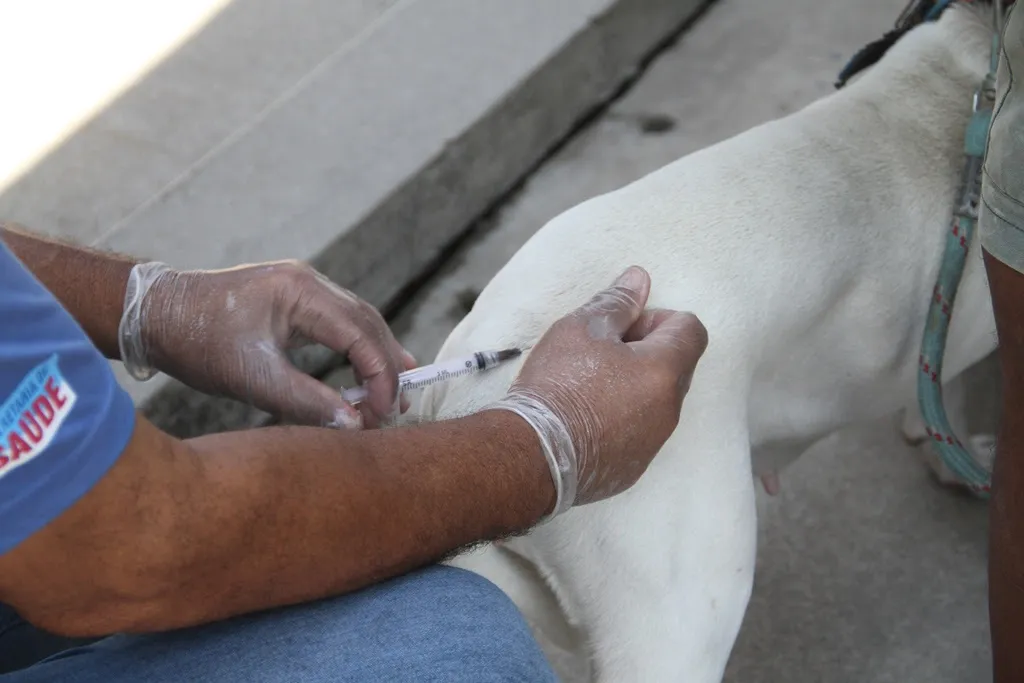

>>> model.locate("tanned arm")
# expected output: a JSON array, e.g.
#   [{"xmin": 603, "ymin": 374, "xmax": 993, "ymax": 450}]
[
  {"xmin": 0, "ymin": 409, "xmax": 553, "ymax": 636},
  {"xmin": 0, "ymin": 222, "xmax": 136, "ymax": 359},
  {"xmin": 0, "ymin": 235, "xmax": 704, "ymax": 644}
]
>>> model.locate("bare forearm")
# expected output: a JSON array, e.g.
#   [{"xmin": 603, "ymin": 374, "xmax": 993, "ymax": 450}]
[
  {"xmin": 0, "ymin": 222, "xmax": 136, "ymax": 358},
  {"xmin": 7, "ymin": 409, "xmax": 552, "ymax": 635},
  {"xmin": 176, "ymin": 411, "xmax": 552, "ymax": 625}
]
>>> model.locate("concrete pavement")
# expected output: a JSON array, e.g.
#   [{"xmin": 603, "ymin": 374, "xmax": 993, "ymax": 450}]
[{"xmin": 1, "ymin": 0, "xmax": 712, "ymax": 429}]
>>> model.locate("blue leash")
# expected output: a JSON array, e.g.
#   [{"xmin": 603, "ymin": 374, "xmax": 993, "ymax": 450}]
[
  {"xmin": 916, "ymin": 30, "xmax": 1000, "ymax": 497},
  {"xmin": 836, "ymin": 1, "xmax": 1003, "ymax": 495}
]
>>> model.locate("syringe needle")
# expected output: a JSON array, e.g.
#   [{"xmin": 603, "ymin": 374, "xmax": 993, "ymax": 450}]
[{"xmin": 340, "ymin": 348, "xmax": 522, "ymax": 406}]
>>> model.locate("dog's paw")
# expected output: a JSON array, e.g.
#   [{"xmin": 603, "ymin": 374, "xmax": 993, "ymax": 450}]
[
  {"xmin": 967, "ymin": 433, "xmax": 997, "ymax": 471},
  {"xmin": 916, "ymin": 432, "xmax": 996, "ymax": 489}
]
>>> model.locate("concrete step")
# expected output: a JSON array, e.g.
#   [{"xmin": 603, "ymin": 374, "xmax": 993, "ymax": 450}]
[{"xmin": 1, "ymin": 0, "xmax": 713, "ymax": 435}]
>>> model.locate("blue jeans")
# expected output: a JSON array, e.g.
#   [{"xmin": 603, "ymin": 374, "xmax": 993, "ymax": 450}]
[{"xmin": 0, "ymin": 565, "xmax": 557, "ymax": 682}]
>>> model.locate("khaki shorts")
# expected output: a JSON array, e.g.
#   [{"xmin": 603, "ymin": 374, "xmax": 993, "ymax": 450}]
[{"xmin": 981, "ymin": 3, "xmax": 1024, "ymax": 273}]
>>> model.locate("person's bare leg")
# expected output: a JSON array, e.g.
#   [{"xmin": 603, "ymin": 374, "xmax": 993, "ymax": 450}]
[
  {"xmin": 985, "ymin": 252, "xmax": 1024, "ymax": 682},
  {"xmin": 980, "ymin": 7, "xmax": 1024, "ymax": 679}
]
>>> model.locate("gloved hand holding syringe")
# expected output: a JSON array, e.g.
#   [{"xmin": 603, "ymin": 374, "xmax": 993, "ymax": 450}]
[{"xmin": 341, "ymin": 348, "xmax": 523, "ymax": 405}]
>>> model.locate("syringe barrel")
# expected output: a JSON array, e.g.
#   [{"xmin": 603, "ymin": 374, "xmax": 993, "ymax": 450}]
[
  {"xmin": 399, "ymin": 355, "xmax": 479, "ymax": 387},
  {"xmin": 341, "ymin": 353, "xmax": 484, "ymax": 405}
]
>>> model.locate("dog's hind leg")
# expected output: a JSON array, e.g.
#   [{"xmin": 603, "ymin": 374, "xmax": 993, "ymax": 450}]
[
  {"xmin": 901, "ymin": 373, "xmax": 996, "ymax": 487},
  {"xmin": 520, "ymin": 385, "xmax": 756, "ymax": 683}
]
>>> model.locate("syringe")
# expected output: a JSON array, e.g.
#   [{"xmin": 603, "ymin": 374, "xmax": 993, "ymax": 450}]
[{"xmin": 341, "ymin": 348, "xmax": 523, "ymax": 405}]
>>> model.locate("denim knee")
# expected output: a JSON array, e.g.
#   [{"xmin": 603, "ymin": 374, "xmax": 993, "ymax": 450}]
[
  {"xmin": 1, "ymin": 565, "xmax": 558, "ymax": 683},
  {"xmin": 366, "ymin": 565, "xmax": 557, "ymax": 682}
]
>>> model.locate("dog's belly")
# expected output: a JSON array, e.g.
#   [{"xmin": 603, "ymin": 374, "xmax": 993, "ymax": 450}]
[{"xmin": 747, "ymin": 325, "xmax": 920, "ymax": 477}]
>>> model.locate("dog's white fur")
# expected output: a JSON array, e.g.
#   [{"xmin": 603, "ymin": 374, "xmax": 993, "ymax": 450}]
[{"xmin": 421, "ymin": 7, "xmax": 998, "ymax": 681}]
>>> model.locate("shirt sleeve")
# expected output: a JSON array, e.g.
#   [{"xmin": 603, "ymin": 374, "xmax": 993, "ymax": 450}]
[{"xmin": 0, "ymin": 242, "xmax": 136, "ymax": 554}]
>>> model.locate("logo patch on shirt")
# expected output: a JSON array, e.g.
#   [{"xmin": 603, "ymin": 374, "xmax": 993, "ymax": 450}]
[{"xmin": 0, "ymin": 354, "xmax": 77, "ymax": 478}]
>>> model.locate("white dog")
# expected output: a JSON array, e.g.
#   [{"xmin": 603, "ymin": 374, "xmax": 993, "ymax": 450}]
[{"xmin": 421, "ymin": 4, "xmax": 998, "ymax": 680}]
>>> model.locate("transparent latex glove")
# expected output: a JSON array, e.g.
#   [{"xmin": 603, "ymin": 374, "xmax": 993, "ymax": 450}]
[
  {"xmin": 488, "ymin": 266, "xmax": 708, "ymax": 519},
  {"xmin": 118, "ymin": 260, "xmax": 415, "ymax": 428}
]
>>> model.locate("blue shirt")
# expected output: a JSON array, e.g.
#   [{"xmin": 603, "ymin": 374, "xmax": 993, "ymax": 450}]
[{"xmin": 0, "ymin": 242, "xmax": 136, "ymax": 554}]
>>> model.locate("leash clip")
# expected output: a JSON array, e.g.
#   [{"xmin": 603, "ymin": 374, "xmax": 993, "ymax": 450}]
[
  {"xmin": 957, "ymin": 90, "xmax": 991, "ymax": 220},
  {"xmin": 973, "ymin": 73, "xmax": 997, "ymax": 114},
  {"xmin": 965, "ymin": 74, "xmax": 996, "ymax": 164}
]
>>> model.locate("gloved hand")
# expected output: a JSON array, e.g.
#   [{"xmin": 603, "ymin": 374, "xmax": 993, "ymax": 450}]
[
  {"xmin": 118, "ymin": 260, "xmax": 415, "ymax": 428},
  {"xmin": 488, "ymin": 266, "xmax": 707, "ymax": 518}
]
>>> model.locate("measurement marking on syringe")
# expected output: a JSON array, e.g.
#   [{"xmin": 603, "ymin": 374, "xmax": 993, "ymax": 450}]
[
  {"xmin": 400, "ymin": 368, "xmax": 473, "ymax": 391},
  {"xmin": 340, "ymin": 348, "xmax": 521, "ymax": 406}
]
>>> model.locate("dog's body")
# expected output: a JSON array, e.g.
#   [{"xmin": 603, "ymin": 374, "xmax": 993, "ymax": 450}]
[{"xmin": 421, "ymin": 6, "xmax": 997, "ymax": 681}]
